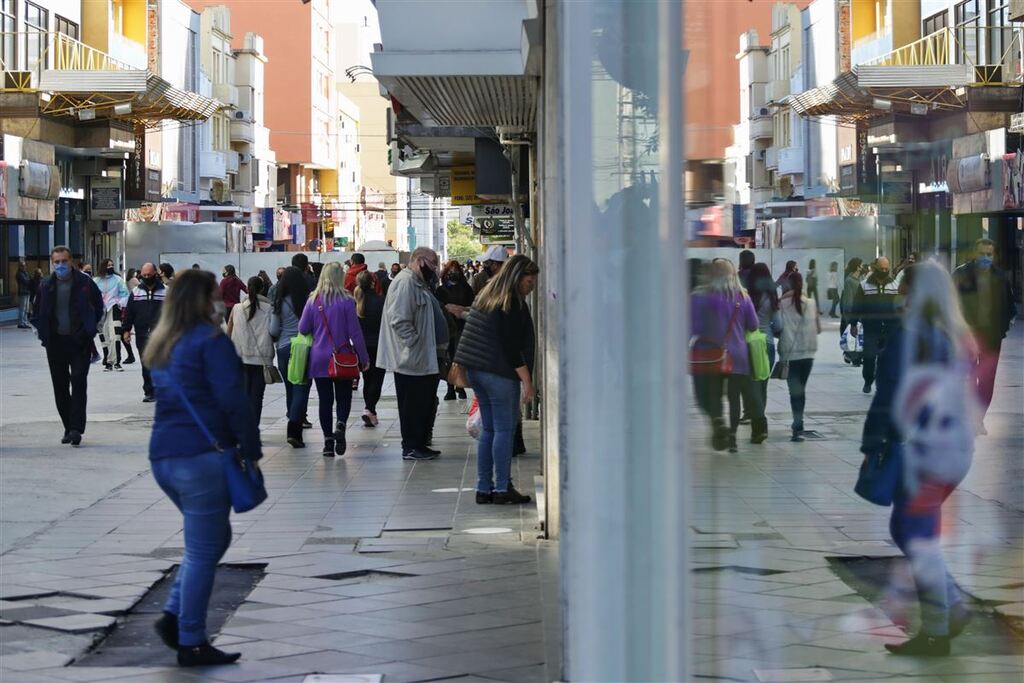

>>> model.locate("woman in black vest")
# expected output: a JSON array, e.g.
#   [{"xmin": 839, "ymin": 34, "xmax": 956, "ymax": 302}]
[{"xmin": 454, "ymin": 255, "xmax": 538, "ymax": 505}]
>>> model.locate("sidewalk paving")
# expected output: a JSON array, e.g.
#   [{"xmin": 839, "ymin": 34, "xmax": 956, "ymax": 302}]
[{"xmin": 0, "ymin": 320, "xmax": 1021, "ymax": 682}]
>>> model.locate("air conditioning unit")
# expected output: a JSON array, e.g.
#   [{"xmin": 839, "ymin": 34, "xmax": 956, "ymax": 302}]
[
  {"xmin": 759, "ymin": 107, "xmax": 770, "ymax": 116},
  {"xmin": 756, "ymin": 150, "xmax": 766, "ymax": 161},
  {"xmin": 233, "ymin": 110, "xmax": 247, "ymax": 120},
  {"xmin": 239, "ymin": 153, "xmax": 252, "ymax": 164}
]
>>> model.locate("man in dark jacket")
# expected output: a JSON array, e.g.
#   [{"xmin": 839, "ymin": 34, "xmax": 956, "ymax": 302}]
[
  {"xmin": 954, "ymin": 238, "xmax": 1017, "ymax": 419},
  {"xmin": 31, "ymin": 246, "xmax": 104, "ymax": 446},
  {"xmin": 219, "ymin": 265, "xmax": 247, "ymax": 315},
  {"xmin": 123, "ymin": 263, "xmax": 167, "ymax": 402},
  {"xmin": 16, "ymin": 259, "xmax": 32, "ymax": 328},
  {"xmin": 852, "ymin": 257, "xmax": 900, "ymax": 393},
  {"xmin": 292, "ymin": 253, "xmax": 317, "ymax": 290},
  {"xmin": 375, "ymin": 262, "xmax": 391, "ymax": 295}
]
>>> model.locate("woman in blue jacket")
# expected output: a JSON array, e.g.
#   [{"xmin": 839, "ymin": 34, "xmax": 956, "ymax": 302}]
[
  {"xmin": 144, "ymin": 270, "xmax": 261, "ymax": 667},
  {"xmin": 860, "ymin": 261, "xmax": 979, "ymax": 657}
]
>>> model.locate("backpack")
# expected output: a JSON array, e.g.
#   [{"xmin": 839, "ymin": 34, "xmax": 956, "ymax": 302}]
[{"xmin": 893, "ymin": 325, "xmax": 977, "ymax": 495}]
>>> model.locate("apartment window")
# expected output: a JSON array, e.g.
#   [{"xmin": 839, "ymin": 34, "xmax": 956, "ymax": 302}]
[
  {"xmin": 773, "ymin": 112, "xmax": 790, "ymax": 147},
  {"xmin": 111, "ymin": 0, "xmax": 124, "ymax": 34},
  {"xmin": 55, "ymin": 15, "xmax": 78, "ymax": 40},
  {"xmin": 955, "ymin": 0, "xmax": 981, "ymax": 65},
  {"xmin": 1, "ymin": 0, "xmax": 15, "ymax": 70},
  {"xmin": 988, "ymin": 2, "xmax": 1011, "ymax": 65},
  {"xmin": 24, "ymin": 1, "xmax": 47, "ymax": 73},
  {"xmin": 922, "ymin": 10, "xmax": 947, "ymax": 37}
]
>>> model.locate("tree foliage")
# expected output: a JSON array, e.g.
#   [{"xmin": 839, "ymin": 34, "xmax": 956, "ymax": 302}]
[{"xmin": 446, "ymin": 219, "xmax": 483, "ymax": 262}]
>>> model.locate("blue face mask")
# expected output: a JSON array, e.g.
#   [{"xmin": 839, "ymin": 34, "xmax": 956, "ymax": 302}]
[
  {"xmin": 977, "ymin": 255, "xmax": 993, "ymax": 269},
  {"xmin": 54, "ymin": 263, "xmax": 71, "ymax": 278}
]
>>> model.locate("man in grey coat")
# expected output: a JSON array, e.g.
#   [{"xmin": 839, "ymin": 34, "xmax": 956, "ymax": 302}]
[{"xmin": 378, "ymin": 247, "xmax": 445, "ymax": 461}]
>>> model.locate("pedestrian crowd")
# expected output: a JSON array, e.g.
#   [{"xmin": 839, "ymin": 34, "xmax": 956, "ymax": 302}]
[
  {"xmin": 18, "ymin": 237, "xmax": 1014, "ymax": 665},
  {"xmin": 20, "ymin": 243, "xmax": 536, "ymax": 667},
  {"xmin": 689, "ymin": 241, "xmax": 1016, "ymax": 658}
]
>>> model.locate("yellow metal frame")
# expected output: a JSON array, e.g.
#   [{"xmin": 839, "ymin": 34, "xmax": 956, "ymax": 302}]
[{"xmin": 864, "ymin": 26, "xmax": 1023, "ymax": 86}]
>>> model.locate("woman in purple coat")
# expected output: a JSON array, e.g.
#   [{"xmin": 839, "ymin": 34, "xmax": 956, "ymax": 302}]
[
  {"xmin": 298, "ymin": 262, "xmax": 369, "ymax": 457},
  {"xmin": 690, "ymin": 258, "xmax": 760, "ymax": 452}
]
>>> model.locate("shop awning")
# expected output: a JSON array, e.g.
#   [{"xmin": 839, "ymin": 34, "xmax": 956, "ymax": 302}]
[
  {"xmin": 790, "ymin": 66, "xmax": 972, "ymax": 123},
  {"xmin": 37, "ymin": 70, "xmax": 220, "ymax": 127}
]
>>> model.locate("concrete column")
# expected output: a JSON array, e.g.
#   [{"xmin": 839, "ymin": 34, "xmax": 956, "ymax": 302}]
[{"xmin": 560, "ymin": 1, "xmax": 687, "ymax": 680}]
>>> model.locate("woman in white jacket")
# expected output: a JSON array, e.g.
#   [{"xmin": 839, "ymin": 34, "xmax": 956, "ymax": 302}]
[
  {"xmin": 227, "ymin": 276, "xmax": 276, "ymax": 425},
  {"xmin": 779, "ymin": 272, "xmax": 821, "ymax": 442}
]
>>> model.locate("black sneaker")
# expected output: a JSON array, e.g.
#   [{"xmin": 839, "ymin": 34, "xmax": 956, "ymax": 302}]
[
  {"xmin": 422, "ymin": 446, "xmax": 441, "ymax": 456},
  {"xmin": 493, "ymin": 486, "xmax": 531, "ymax": 505},
  {"xmin": 443, "ymin": 387, "xmax": 457, "ymax": 401},
  {"xmin": 475, "ymin": 492, "xmax": 493, "ymax": 504},
  {"xmin": 114, "ymin": 364, "xmax": 124, "ymax": 372},
  {"xmin": 862, "ymin": 382, "xmax": 872, "ymax": 394},
  {"xmin": 457, "ymin": 388, "xmax": 468, "ymax": 400},
  {"xmin": 61, "ymin": 430, "xmax": 72, "ymax": 444},
  {"xmin": 103, "ymin": 364, "xmax": 113, "ymax": 372},
  {"xmin": 791, "ymin": 429, "xmax": 805, "ymax": 443},
  {"xmin": 123, "ymin": 356, "xmax": 135, "ymax": 365},
  {"xmin": 154, "ymin": 612, "xmax": 178, "ymax": 650},
  {"xmin": 334, "ymin": 426, "xmax": 346, "ymax": 456},
  {"xmin": 177, "ymin": 642, "xmax": 241, "ymax": 667},
  {"xmin": 69, "ymin": 430, "xmax": 82, "ymax": 447},
  {"xmin": 302, "ymin": 419, "xmax": 313, "ymax": 429},
  {"xmin": 402, "ymin": 450, "xmax": 437, "ymax": 461},
  {"xmin": 323, "ymin": 438, "xmax": 335, "ymax": 457},
  {"xmin": 143, "ymin": 395, "xmax": 156, "ymax": 403},
  {"xmin": 884, "ymin": 633, "xmax": 950, "ymax": 657}
]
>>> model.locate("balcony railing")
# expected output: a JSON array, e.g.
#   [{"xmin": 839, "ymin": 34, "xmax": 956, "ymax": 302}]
[
  {"xmin": 862, "ymin": 26, "xmax": 1023, "ymax": 85},
  {"xmin": 1, "ymin": 31, "xmax": 134, "ymax": 91}
]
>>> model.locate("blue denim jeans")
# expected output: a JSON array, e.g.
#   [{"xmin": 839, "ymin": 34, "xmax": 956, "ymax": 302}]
[
  {"xmin": 276, "ymin": 345, "xmax": 311, "ymax": 423},
  {"xmin": 468, "ymin": 369, "xmax": 520, "ymax": 493},
  {"xmin": 151, "ymin": 452, "xmax": 232, "ymax": 647}
]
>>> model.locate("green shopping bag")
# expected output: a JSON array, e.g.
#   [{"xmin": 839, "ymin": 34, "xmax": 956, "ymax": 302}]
[
  {"xmin": 287, "ymin": 334, "xmax": 313, "ymax": 385},
  {"xmin": 746, "ymin": 329, "xmax": 770, "ymax": 381}
]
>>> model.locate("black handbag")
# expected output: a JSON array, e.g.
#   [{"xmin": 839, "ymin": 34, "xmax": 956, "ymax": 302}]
[
  {"xmin": 162, "ymin": 371, "xmax": 267, "ymax": 513},
  {"xmin": 855, "ymin": 442, "xmax": 901, "ymax": 507}
]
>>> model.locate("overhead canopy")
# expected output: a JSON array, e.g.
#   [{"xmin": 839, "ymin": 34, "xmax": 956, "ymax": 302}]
[
  {"xmin": 37, "ymin": 70, "xmax": 220, "ymax": 128},
  {"xmin": 790, "ymin": 66, "xmax": 972, "ymax": 123}
]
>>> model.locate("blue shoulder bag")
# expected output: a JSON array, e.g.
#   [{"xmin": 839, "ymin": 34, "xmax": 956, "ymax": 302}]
[
  {"xmin": 855, "ymin": 441, "xmax": 901, "ymax": 506},
  {"xmin": 158, "ymin": 371, "xmax": 267, "ymax": 513}
]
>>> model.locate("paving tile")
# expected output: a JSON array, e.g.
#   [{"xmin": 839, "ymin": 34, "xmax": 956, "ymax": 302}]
[
  {"xmin": 23, "ymin": 613, "xmax": 116, "ymax": 633},
  {"xmin": 0, "ymin": 650, "xmax": 73, "ymax": 671}
]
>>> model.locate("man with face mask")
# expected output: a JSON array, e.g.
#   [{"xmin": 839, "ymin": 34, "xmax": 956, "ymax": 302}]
[
  {"xmin": 954, "ymin": 239, "xmax": 1017, "ymax": 422},
  {"xmin": 378, "ymin": 247, "xmax": 447, "ymax": 461},
  {"xmin": 122, "ymin": 263, "xmax": 167, "ymax": 402},
  {"xmin": 852, "ymin": 256, "xmax": 900, "ymax": 394},
  {"xmin": 471, "ymin": 246, "xmax": 508, "ymax": 294},
  {"xmin": 31, "ymin": 246, "xmax": 104, "ymax": 446}
]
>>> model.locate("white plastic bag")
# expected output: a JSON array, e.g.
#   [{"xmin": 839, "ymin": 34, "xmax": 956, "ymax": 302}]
[
  {"xmin": 466, "ymin": 397, "xmax": 482, "ymax": 440},
  {"xmin": 894, "ymin": 326, "xmax": 978, "ymax": 495}
]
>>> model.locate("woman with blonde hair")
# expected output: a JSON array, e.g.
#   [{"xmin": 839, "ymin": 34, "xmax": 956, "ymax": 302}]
[
  {"xmin": 454, "ymin": 254, "xmax": 538, "ymax": 505},
  {"xmin": 861, "ymin": 261, "xmax": 980, "ymax": 657},
  {"xmin": 690, "ymin": 258, "xmax": 760, "ymax": 452},
  {"xmin": 144, "ymin": 270, "xmax": 259, "ymax": 667},
  {"xmin": 298, "ymin": 261, "xmax": 369, "ymax": 457}
]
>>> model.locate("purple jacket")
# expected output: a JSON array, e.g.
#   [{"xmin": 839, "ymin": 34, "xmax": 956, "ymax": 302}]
[
  {"xmin": 690, "ymin": 291, "xmax": 758, "ymax": 375},
  {"xmin": 298, "ymin": 295, "xmax": 370, "ymax": 378}
]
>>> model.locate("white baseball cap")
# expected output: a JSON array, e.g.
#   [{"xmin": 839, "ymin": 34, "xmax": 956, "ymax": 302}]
[{"xmin": 483, "ymin": 246, "xmax": 508, "ymax": 263}]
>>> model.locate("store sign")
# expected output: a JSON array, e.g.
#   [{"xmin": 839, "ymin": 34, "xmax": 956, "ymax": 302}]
[
  {"xmin": 450, "ymin": 166, "xmax": 502, "ymax": 206},
  {"xmin": 125, "ymin": 130, "xmax": 148, "ymax": 201},
  {"xmin": 1003, "ymin": 151, "xmax": 1024, "ymax": 208},
  {"xmin": 437, "ymin": 174, "xmax": 451, "ymax": 198},
  {"xmin": 856, "ymin": 124, "xmax": 878, "ymax": 193},
  {"xmin": 472, "ymin": 204, "xmax": 517, "ymax": 243},
  {"xmin": 89, "ymin": 176, "xmax": 123, "ymax": 220}
]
